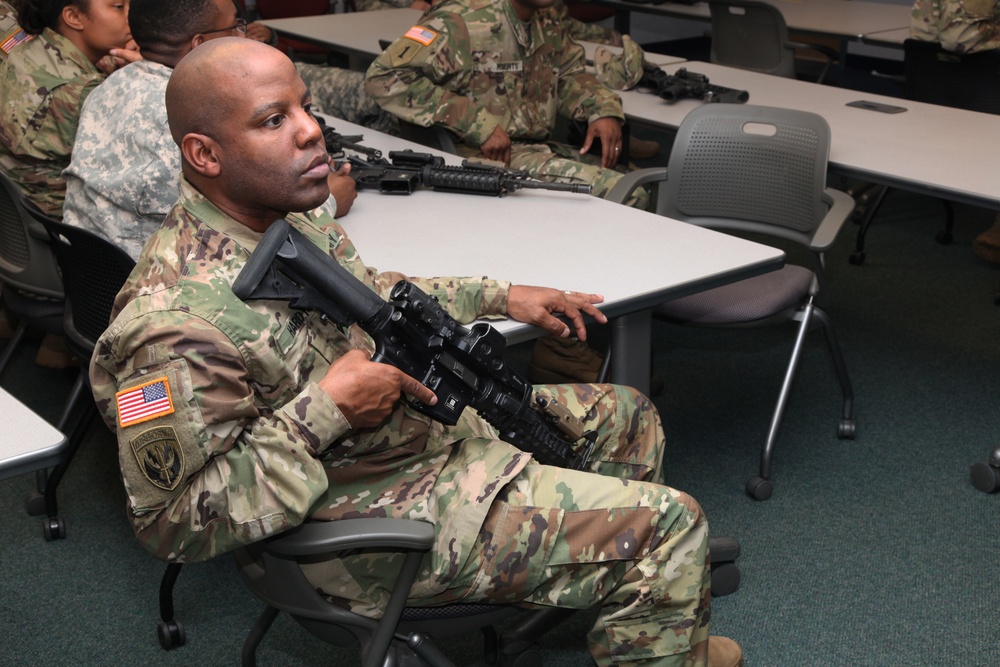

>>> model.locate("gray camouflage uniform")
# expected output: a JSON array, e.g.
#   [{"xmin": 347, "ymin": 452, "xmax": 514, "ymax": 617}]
[
  {"xmin": 90, "ymin": 178, "xmax": 712, "ymax": 665},
  {"xmin": 911, "ymin": 0, "xmax": 1000, "ymax": 53},
  {"xmin": 0, "ymin": 1, "xmax": 31, "ymax": 62},
  {"xmin": 365, "ymin": 0, "xmax": 645, "ymax": 205},
  {"xmin": 0, "ymin": 27, "xmax": 104, "ymax": 218}
]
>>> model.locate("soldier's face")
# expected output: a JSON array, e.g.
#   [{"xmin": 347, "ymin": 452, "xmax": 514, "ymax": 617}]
[
  {"xmin": 75, "ymin": 0, "xmax": 132, "ymax": 56},
  {"xmin": 212, "ymin": 51, "xmax": 331, "ymax": 219},
  {"xmin": 196, "ymin": 0, "xmax": 245, "ymax": 43}
]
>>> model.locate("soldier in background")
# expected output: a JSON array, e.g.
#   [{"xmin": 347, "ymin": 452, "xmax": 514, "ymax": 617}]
[
  {"xmin": 91, "ymin": 37, "xmax": 743, "ymax": 667},
  {"xmin": 63, "ymin": 0, "xmax": 356, "ymax": 261}
]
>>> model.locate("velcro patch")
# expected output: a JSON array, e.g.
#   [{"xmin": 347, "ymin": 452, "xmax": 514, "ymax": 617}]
[
  {"xmin": 116, "ymin": 376, "xmax": 175, "ymax": 428},
  {"xmin": 130, "ymin": 425, "xmax": 185, "ymax": 491},
  {"xmin": 404, "ymin": 25, "xmax": 437, "ymax": 46},
  {"xmin": 0, "ymin": 28, "xmax": 31, "ymax": 54}
]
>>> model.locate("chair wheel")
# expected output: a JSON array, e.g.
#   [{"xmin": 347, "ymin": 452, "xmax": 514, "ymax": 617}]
[
  {"xmin": 970, "ymin": 462, "xmax": 1000, "ymax": 493},
  {"xmin": 837, "ymin": 418, "xmax": 856, "ymax": 439},
  {"xmin": 935, "ymin": 230, "xmax": 953, "ymax": 245},
  {"xmin": 25, "ymin": 490, "xmax": 46, "ymax": 516},
  {"xmin": 43, "ymin": 516, "xmax": 66, "ymax": 541},
  {"xmin": 710, "ymin": 562, "xmax": 741, "ymax": 597},
  {"xmin": 746, "ymin": 475, "xmax": 773, "ymax": 501},
  {"xmin": 157, "ymin": 619, "xmax": 186, "ymax": 650},
  {"xmin": 848, "ymin": 251, "xmax": 865, "ymax": 266}
]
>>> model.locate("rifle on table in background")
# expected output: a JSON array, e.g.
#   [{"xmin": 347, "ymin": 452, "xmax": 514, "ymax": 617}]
[
  {"xmin": 638, "ymin": 65, "xmax": 749, "ymax": 104},
  {"xmin": 314, "ymin": 114, "xmax": 383, "ymax": 161},
  {"xmin": 232, "ymin": 219, "xmax": 596, "ymax": 471}
]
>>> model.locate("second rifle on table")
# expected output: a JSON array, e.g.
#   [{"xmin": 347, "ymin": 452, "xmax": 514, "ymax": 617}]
[{"xmin": 638, "ymin": 65, "xmax": 749, "ymax": 104}]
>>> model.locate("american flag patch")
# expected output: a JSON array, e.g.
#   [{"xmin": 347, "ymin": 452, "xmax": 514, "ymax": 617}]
[
  {"xmin": 116, "ymin": 377, "xmax": 175, "ymax": 428},
  {"xmin": 404, "ymin": 26, "xmax": 437, "ymax": 46},
  {"xmin": 0, "ymin": 28, "xmax": 31, "ymax": 55}
]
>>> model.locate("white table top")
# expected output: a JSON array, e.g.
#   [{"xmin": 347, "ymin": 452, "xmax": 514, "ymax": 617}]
[
  {"xmin": 326, "ymin": 118, "xmax": 784, "ymax": 345},
  {"xmin": 861, "ymin": 26, "xmax": 912, "ymax": 47},
  {"xmin": 0, "ymin": 388, "xmax": 67, "ymax": 482},
  {"xmin": 620, "ymin": 61, "xmax": 1000, "ymax": 211}
]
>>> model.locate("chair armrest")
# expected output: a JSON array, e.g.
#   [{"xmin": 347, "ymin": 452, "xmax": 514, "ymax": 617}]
[
  {"xmin": 607, "ymin": 167, "xmax": 669, "ymax": 205},
  {"xmin": 265, "ymin": 518, "xmax": 436, "ymax": 556},
  {"xmin": 809, "ymin": 188, "xmax": 856, "ymax": 252}
]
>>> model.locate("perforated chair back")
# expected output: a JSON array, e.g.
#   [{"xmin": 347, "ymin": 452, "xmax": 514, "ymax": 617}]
[
  {"xmin": 903, "ymin": 39, "xmax": 1000, "ymax": 115},
  {"xmin": 660, "ymin": 104, "xmax": 831, "ymax": 237},
  {"xmin": 0, "ymin": 170, "xmax": 63, "ymax": 299},
  {"xmin": 708, "ymin": 0, "xmax": 796, "ymax": 78}
]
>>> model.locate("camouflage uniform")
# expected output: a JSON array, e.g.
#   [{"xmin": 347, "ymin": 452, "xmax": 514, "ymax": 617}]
[
  {"xmin": 911, "ymin": 0, "xmax": 1000, "ymax": 53},
  {"xmin": 0, "ymin": 27, "xmax": 104, "ymax": 218},
  {"xmin": 551, "ymin": 0, "xmax": 623, "ymax": 47},
  {"xmin": 355, "ymin": 0, "xmax": 416, "ymax": 10},
  {"xmin": 294, "ymin": 62, "xmax": 399, "ymax": 135},
  {"xmin": 90, "ymin": 179, "xmax": 711, "ymax": 666},
  {"xmin": 365, "ymin": 0, "xmax": 644, "ymax": 205},
  {"xmin": 0, "ymin": 1, "xmax": 31, "ymax": 62},
  {"xmin": 63, "ymin": 60, "xmax": 338, "ymax": 261}
]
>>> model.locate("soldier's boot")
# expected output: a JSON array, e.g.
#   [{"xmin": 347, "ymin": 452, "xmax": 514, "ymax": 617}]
[
  {"xmin": 528, "ymin": 335, "xmax": 604, "ymax": 384},
  {"xmin": 707, "ymin": 636, "xmax": 744, "ymax": 667},
  {"xmin": 35, "ymin": 334, "xmax": 77, "ymax": 369},
  {"xmin": 629, "ymin": 136, "xmax": 661, "ymax": 160},
  {"xmin": 973, "ymin": 217, "xmax": 1000, "ymax": 264}
]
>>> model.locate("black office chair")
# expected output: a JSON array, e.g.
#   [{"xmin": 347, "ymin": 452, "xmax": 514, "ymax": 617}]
[
  {"xmin": 707, "ymin": 0, "xmax": 839, "ymax": 84},
  {"xmin": 29, "ymin": 212, "xmax": 136, "ymax": 540},
  {"xmin": 608, "ymin": 104, "xmax": 857, "ymax": 500},
  {"xmin": 848, "ymin": 40, "xmax": 1000, "ymax": 267}
]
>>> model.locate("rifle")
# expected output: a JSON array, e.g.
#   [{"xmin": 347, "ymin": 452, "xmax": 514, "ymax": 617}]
[
  {"xmin": 231, "ymin": 219, "xmax": 596, "ymax": 470},
  {"xmin": 314, "ymin": 114, "xmax": 383, "ymax": 161},
  {"xmin": 346, "ymin": 150, "xmax": 593, "ymax": 197},
  {"xmin": 638, "ymin": 65, "xmax": 749, "ymax": 104}
]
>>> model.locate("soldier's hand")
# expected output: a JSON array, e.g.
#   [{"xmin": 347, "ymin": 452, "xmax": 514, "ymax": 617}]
[
  {"xmin": 411, "ymin": 0, "xmax": 432, "ymax": 8},
  {"xmin": 100, "ymin": 40, "xmax": 142, "ymax": 74},
  {"xmin": 245, "ymin": 22, "xmax": 275, "ymax": 44},
  {"xmin": 480, "ymin": 126, "xmax": 512, "ymax": 166},
  {"xmin": 507, "ymin": 286, "xmax": 607, "ymax": 341},
  {"xmin": 327, "ymin": 160, "xmax": 357, "ymax": 218},
  {"xmin": 318, "ymin": 349, "xmax": 437, "ymax": 428},
  {"xmin": 579, "ymin": 117, "xmax": 623, "ymax": 169}
]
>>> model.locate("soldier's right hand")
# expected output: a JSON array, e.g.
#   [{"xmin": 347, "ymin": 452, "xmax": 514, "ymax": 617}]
[
  {"xmin": 317, "ymin": 349, "xmax": 437, "ymax": 428},
  {"xmin": 480, "ymin": 126, "xmax": 512, "ymax": 166}
]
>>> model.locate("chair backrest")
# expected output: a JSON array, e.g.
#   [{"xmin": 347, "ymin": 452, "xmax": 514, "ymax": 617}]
[
  {"xmin": 255, "ymin": 0, "xmax": 330, "ymax": 18},
  {"xmin": 30, "ymin": 212, "xmax": 136, "ymax": 359},
  {"xmin": 660, "ymin": 104, "xmax": 832, "ymax": 236},
  {"xmin": 708, "ymin": 0, "xmax": 796, "ymax": 78},
  {"xmin": 0, "ymin": 170, "xmax": 63, "ymax": 299},
  {"xmin": 902, "ymin": 39, "xmax": 1000, "ymax": 115}
]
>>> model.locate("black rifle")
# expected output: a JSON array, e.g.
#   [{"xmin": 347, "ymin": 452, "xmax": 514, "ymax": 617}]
[
  {"xmin": 314, "ymin": 115, "xmax": 383, "ymax": 161},
  {"xmin": 232, "ymin": 219, "xmax": 596, "ymax": 470},
  {"xmin": 346, "ymin": 150, "xmax": 593, "ymax": 197},
  {"xmin": 638, "ymin": 65, "xmax": 749, "ymax": 104}
]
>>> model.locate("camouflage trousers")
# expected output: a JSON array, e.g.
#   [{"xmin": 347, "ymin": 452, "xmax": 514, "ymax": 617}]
[
  {"xmin": 457, "ymin": 140, "xmax": 649, "ymax": 210},
  {"xmin": 294, "ymin": 62, "xmax": 399, "ymax": 136},
  {"xmin": 304, "ymin": 383, "xmax": 710, "ymax": 666}
]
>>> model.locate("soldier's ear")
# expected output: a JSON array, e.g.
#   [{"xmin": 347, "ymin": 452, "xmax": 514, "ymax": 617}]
[
  {"xmin": 61, "ymin": 4, "xmax": 86, "ymax": 32},
  {"xmin": 181, "ymin": 133, "xmax": 222, "ymax": 178}
]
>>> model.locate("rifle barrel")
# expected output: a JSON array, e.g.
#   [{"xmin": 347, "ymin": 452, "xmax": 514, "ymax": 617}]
[{"xmin": 517, "ymin": 180, "xmax": 593, "ymax": 195}]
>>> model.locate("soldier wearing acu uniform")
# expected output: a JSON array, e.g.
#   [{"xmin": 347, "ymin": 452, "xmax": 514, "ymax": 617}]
[
  {"xmin": 364, "ymin": 0, "xmax": 647, "ymax": 207},
  {"xmin": 90, "ymin": 38, "xmax": 742, "ymax": 667}
]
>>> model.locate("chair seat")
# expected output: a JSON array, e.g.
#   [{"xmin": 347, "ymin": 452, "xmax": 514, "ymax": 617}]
[
  {"xmin": 1, "ymin": 284, "xmax": 64, "ymax": 335},
  {"xmin": 655, "ymin": 264, "xmax": 813, "ymax": 325}
]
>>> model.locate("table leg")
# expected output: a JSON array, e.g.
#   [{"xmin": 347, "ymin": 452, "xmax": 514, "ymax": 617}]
[{"xmin": 609, "ymin": 309, "xmax": 651, "ymax": 396}]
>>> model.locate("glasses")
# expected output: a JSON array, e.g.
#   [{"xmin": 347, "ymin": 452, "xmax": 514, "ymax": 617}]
[{"xmin": 201, "ymin": 18, "xmax": 248, "ymax": 36}]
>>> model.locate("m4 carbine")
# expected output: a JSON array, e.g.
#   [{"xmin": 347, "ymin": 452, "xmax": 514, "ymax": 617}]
[
  {"xmin": 232, "ymin": 219, "xmax": 596, "ymax": 471},
  {"xmin": 639, "ymin": 65, "xmax": 749, "ymax": 104}
]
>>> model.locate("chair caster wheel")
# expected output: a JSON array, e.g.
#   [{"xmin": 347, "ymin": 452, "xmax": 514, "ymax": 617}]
[
  {"xmin": 25, "ymin": 490, "xmax": 46, "ymax": 516},
  {"xmin": 710, "ymin": 562, "xmax": 741, "ymax": 597},
  {"xmin": 935, "ymin": 230, "xmax": 953, "ymax": 245},
  {"xmin": 837, "ymin": 418, "xmax": 856, "ymax": 439},
  {"xmin": 848, "ymin": 252, "xmax": 865, "ymax": 266},
  {"xmin": 43, "ymin": 516, "xmax": 66, "ymax": 541},
  {"xmin": 157, "ymin": 619, "xmax": 186, "ymax": 650},
  {"xmin": 746, "ymin": 475, "xmax": 773, "ymax": 501},
  {"xmin": 970, "ymin": 462, "xmax": 1000, "ymax": 493}
]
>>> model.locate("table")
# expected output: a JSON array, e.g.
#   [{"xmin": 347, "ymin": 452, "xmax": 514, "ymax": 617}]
[
  {"xmin": 619, "ymin": 61, "xmax": 1000, "ymax": 212},
  {"xmin": 861, "ymin": 26, "xmax": 911, "ymax": 47},
  {"xmin": 326, "ymin": 118, "xmax": 784, "ymax": 392},
  {"xmin": 0, "ymin": 388, "xmax": 66, "ymax": 482}
]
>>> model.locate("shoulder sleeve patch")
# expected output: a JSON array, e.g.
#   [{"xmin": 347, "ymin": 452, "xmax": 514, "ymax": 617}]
[
  {"xmin": 404, "ymin": 25, "xmax": 438, "ymax": 46},
  {"xmin": 130, "ymin": 425, "xmax": 185, "ymax": 492},
  {"xmin": 116, "ymin": 376, "xmax": 175, "ymax": 428}
]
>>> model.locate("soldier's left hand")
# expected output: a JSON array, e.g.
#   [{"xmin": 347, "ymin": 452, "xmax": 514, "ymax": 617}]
[
  {"xmin": 100, "ymin": 40, "xmax": 142, "ymax": 74},
  {"xmin": 579, "ymin": 117, "xmax": 623, "ymax": 169},
  {"xmin": 507, "ymin": 286, "xmax": 606, "ymax": 341}
]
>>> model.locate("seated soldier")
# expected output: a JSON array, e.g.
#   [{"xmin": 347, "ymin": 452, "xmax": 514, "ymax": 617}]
[{"xmin": 90, "ymin": 37, "xmax": 743, "ymax": 667}]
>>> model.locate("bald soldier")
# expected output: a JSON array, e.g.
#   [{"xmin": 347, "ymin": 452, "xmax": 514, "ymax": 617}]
[{"xmin": 90, "ymin": 38, "xmax": 742, "ymax": 667}]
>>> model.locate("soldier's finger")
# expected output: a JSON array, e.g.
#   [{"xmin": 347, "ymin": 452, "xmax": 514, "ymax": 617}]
[{"xmin": 397, "ymin": 370, "xmax": 437, "ymax": 406}]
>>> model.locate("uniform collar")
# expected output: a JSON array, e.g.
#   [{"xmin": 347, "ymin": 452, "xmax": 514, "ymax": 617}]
[{"xmin": 41, "ymin": 27, "xmax": 100, "ymax": 75}]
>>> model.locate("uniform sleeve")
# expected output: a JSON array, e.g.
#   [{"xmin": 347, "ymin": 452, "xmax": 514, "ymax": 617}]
[
  {"xmin": 553, "ymin": 27, "xmax": 625, "ymax": 124},
  {"xmin": 90, "ymin": 309, "xmax": 351, "ymax": 563},
  {"xmin": 355, "ymin": 0, "xmax": 416, "ymax": 9},
  {"xmin": 365, "ymin": 267, "xmax": 511, "ymax": 321},
  {"xmin": 365, "ymin": 14, "xmax": 501, "ymax": 148},
  {"xmin": 910, "ymin": 0, "xmax": 1000, "ymax": 53}
]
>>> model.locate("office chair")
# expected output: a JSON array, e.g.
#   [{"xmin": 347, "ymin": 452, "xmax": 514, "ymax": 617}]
[
  {"xmin": 27, "ymin": 212, "xmax": 136, "ymax": 540},
  {"xmin": 848, "ymin": 40, "xmax": 1000, "ymax": 267},
  {"xmin": 707, "ymin": 0, "xmax": 839, "ymax": 84},
  {"xmin": 608, "ymin": 104, "xmax": 857, "ymax": 500}
]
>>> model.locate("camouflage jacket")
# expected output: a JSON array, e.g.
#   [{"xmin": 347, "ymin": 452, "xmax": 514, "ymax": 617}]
[
  {"xmin": 355, "ymin": 0, "xmax": 415, "ymax": 10},
  {"xmin": 0, "ymin": 1, "xmax": 32, "ymax": 61},
  {"xmin": 365, "ymin": 0, "xmax": 623, "ymax": 148},
  {"xmin": 551, "ymin": 1, "xmax": 622, "ymax": 47},
  {"xmin": 90, "ymin": 178, "xmax": 520, "ymax": 563},
  {"xmin": 0, "ymin": 27, "xmax": 104, "ymax": 218},
  {"xmin": 911, "ymin": 0, "xmax": 1000, "ymax": 53}
]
